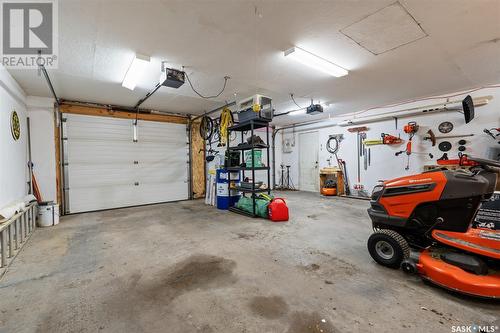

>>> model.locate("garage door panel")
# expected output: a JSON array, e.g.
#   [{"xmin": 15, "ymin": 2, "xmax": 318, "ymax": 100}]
[
  {"xmin": 67, "ymin": 164, "xmax": 138, "ymax": 188},
  {"xmin": 67, "ymin": 141, "xmax": 188, "ymax": 164},
  {"xmin": 137, "ymin": 155, "xmax": 187, "ymax": 169},
  {"xmin": 66, "ymin": 116, "xmax": 134, "ymax": 141},
  {"xmin": 69, "ymin": 182, "xmax": 187, "ymax": 213},
  {"xmin": 137, "ymin": 121, "xmax": 187, "ymax": 142},
  {"xmin": 137, "ymin": 167, "xmax": 187, "ymax": 183},
  {"xmin": 137, "ymin": 146, "xmax": 188, "ymax": 160},
  {"xmin": 69, "ymin": 185, "xmax": 138, "ymax": 213},
  {"xmin": 67, "ymin": 141, "xmax": 139, "ymax": 164},
  {"xmin": 64, "ymin": 114, "xmax": 188, "ymax": 213},
  {"xmin": 133, "ymin": 182, "xmax": 187, "ymax": 204}
]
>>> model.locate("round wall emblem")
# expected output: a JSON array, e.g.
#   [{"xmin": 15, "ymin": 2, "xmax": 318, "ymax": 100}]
[{"xmin": 11, "ymin": 110, "xmax": 21, "ymax": 141}]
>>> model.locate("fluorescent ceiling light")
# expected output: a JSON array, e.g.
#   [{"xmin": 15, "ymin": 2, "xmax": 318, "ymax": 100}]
[
  {"xmin": 122, "ymin": 54, "xmax": 151, "ymax": 90},
  {"xmin": 284, "ymin": 46, "xmax": 348, "ymax": 77}
]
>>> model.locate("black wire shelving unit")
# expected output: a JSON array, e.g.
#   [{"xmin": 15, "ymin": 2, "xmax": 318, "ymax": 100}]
[{"xmin": 227, "ymin": 119, "xmax": 271, "ymax": 217}]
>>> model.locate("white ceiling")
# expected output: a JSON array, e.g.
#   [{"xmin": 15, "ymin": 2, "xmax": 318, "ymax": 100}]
[{"xmin": 8, "ymin": 0, "xmax": 500, "ymax": 125}]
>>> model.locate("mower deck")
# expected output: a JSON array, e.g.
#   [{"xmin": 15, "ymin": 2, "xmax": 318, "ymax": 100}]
[
  {"xmin": 432, "ymin": 229, "xmax": 500, "ymax": 259},
  {"xmin": 417, "ymin": 249, "xmax": 500, "ymax": 298}
]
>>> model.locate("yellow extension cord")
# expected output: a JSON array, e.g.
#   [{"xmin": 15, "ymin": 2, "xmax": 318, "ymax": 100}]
[{"xmin": 219, "ymin": 107, "xmax": 233, "ymax": 146}]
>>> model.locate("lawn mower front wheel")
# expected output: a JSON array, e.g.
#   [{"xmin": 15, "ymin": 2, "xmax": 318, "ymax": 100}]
[{"xmin": 368, "ymin": 229, "xmax": 410, "ymax": 269}]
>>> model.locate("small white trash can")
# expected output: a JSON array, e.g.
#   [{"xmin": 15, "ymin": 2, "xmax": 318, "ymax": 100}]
[{"xmin": 38, "ymin": 203, "xmax": 60, "ymax": 227}]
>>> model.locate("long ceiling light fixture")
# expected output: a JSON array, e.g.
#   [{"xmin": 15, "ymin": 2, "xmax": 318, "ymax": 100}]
[
  {"xmin": 122, "ymin": 54, "xmax": 151, "ymax": 90},
  {"xmin": 284, "ymin": 46, "xmax": 348, "ymax": 77}
]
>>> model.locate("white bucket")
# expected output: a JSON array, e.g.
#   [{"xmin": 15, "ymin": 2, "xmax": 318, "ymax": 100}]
[{"xmin": 38, "ymin": 204, "xmax": 60, "ymax": 227}]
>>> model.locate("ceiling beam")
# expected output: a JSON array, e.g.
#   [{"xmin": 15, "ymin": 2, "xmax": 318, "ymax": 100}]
[{"xmin": 59, "ymin": 103, "xmax": 188, "ymax": 124}]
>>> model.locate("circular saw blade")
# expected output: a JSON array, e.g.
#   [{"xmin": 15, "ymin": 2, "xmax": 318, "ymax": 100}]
[
  {"xmin": 438, "ymin": 141, "xmax": 452, "ymax": 152},
  {"xmin": 438, "ymin": 121, "xmax": 454, "ymax": 134}
]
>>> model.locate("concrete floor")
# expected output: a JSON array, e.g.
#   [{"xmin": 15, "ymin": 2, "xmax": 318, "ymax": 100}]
[{"xmin": 0, "ymin": 191, "xmax": 498, "ymax": 333}]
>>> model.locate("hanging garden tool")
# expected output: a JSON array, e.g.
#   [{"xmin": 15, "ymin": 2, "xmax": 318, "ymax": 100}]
[
  {"xmin": 326, "ymin": 134, "xmax": 350, "ymax": 195},
  {"xmin": 424, "ymin": 129, "xmax": 474, "ymax": 146},
  {"xmin": 483, "ymin": 128, "xmax": 500, "ymax": 144},
  {"xmin": 395, "ymin": 121, "xmax": 419, "ymax": 170},
  {"xmin": 363, "ymin": 143, "xmax": 367, "ymax": 170},
  {"xmin": 347, "ymin": 126, "xmax": 369, "ymax": 190}
]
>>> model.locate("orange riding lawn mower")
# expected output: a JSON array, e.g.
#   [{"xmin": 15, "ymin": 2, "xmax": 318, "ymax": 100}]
[{"xmin": 367, "ymin": 156, "xmax": 500, "ymax": 298}]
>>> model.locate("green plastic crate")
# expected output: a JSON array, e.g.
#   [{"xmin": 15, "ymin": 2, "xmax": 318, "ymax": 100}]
[{"xmin": 245, "ymin": 150, "xmax": 263, "ymax": 167}]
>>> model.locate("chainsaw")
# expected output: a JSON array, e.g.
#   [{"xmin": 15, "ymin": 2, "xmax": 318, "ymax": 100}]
[
  {"xmin": 363, "ymin": 133, "xmax": 403, "ymax": 146},
  {"xmin": 382, "ymin": 133, "xmax": 403, "ymax": 145}
]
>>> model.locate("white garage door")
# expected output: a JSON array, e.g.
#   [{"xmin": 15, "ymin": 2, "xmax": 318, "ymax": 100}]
[{"xmin": 63, "ymin": 114, "xmax": 188, "ymax": 213}]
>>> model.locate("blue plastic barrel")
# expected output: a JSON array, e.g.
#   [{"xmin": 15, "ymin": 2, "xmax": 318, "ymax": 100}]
[{"xmin": 216, "ymin": 169, "xmax": 240, "ymax": 210}]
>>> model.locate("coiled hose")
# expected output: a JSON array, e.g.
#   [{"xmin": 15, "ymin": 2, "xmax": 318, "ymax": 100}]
[
  {"xmin": 326, "ymin": 136, "xmax": 350, "ymax": 195},
  {"xmin": 219, "ymin": 107, "xmax": 234, "ymax": 146}
]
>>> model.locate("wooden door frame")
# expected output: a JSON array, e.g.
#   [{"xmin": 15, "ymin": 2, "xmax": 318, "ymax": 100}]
[{"xmin": 298, "ymin": 130, "xmax": 319, "ymax": 192}]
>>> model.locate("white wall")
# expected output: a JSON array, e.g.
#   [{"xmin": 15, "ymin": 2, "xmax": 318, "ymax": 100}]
[
  {"xmin": 281, "ymin": 86, "xmax": 500, "ymax": 195},
  {"xmin": 0, "ymin": 66, "xmax": 28, "ymax": 208},
  {"xmin": 27, "ymin": 96, "xmax": 57, "ymax": 202},
  {"xmin": 17, "ymin": 86, "xmax": 500, "ymax": 207}
]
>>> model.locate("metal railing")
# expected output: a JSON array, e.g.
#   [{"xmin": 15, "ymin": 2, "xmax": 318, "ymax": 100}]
[{"xmin": 0, "ymin": 203, "xmax": 38, "ymax": 275}]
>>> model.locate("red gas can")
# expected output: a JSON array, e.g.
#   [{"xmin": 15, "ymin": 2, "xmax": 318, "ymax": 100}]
[{"xmin": 268, "ymin": 198, "xmax": 289, "ymax": 222}]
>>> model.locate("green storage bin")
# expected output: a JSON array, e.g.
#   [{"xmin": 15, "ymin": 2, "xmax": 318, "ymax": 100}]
[{"xmin": 245, "ymin": 150, "xmax": 263, "ymax": 167}]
